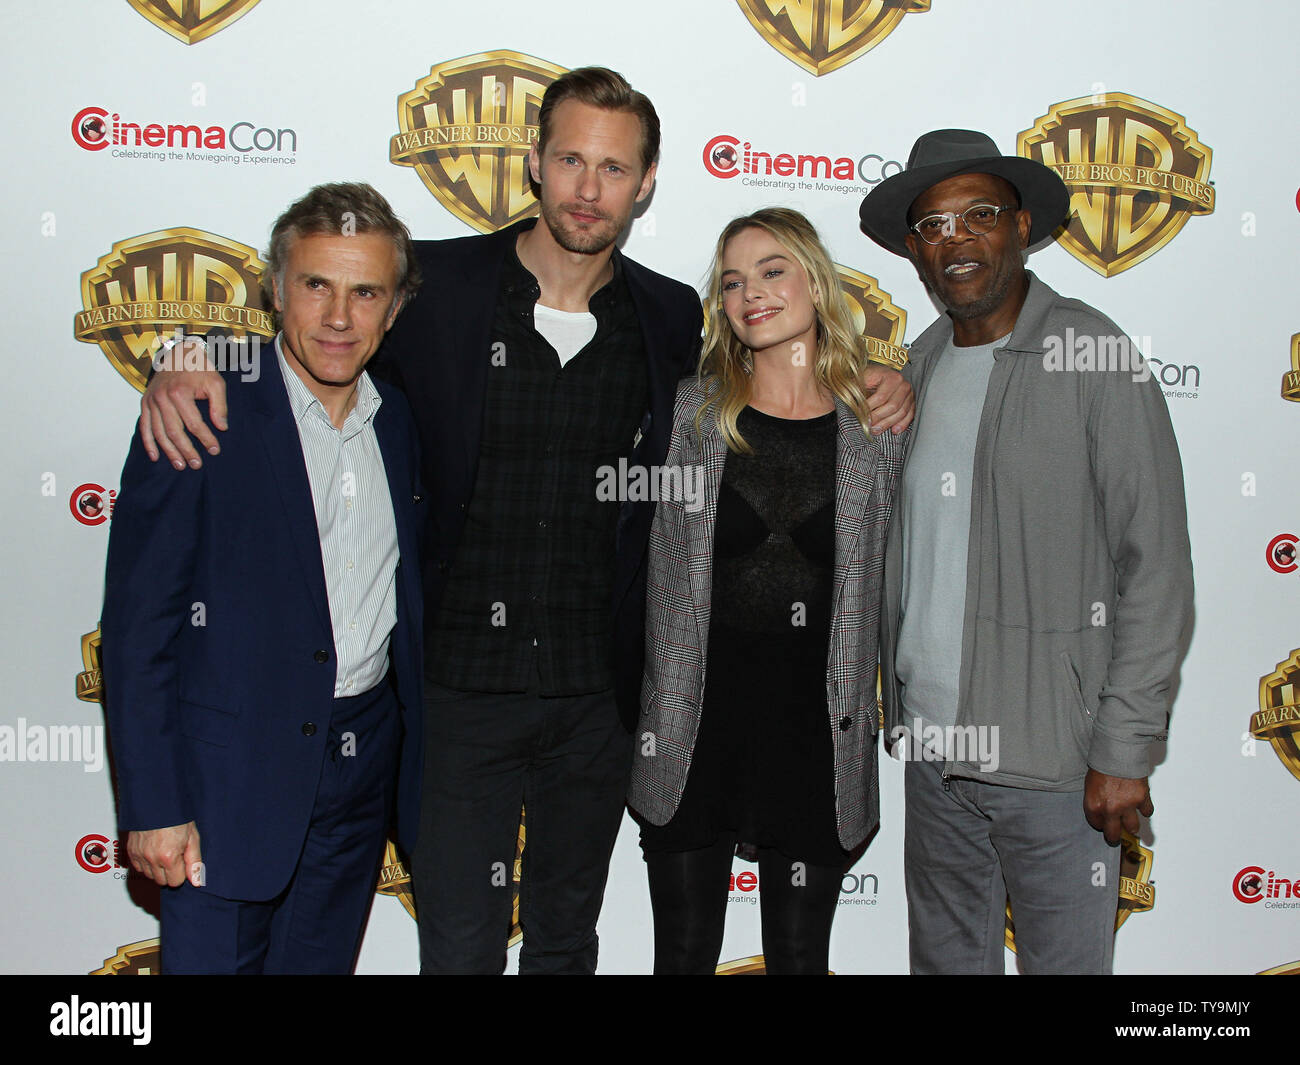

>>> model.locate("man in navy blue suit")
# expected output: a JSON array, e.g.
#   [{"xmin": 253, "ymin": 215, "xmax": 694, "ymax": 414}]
[{"xmin": 102, "ymin": 182, "xmax": 426, "ymax": 974}]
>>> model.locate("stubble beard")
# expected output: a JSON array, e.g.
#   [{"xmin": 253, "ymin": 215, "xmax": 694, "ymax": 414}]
[{"xmin": 541, "ymin": 200, "xmax": 621, "ymax": 256}]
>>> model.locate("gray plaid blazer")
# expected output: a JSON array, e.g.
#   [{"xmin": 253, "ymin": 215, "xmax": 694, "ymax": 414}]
[{"xmin": 628, "ymin": 377, "xmax": 908, "ymax": 851}]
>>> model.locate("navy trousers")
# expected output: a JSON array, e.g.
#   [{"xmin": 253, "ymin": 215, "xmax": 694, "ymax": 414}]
[{"xmin": 159, "ymin": 681, "xmax": 400, "ymax": 975}]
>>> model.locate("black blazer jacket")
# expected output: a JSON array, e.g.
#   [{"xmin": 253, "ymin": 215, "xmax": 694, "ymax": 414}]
[{"xmin": 374, "ymin": 219, "xmax": 702, "ymax": 727}]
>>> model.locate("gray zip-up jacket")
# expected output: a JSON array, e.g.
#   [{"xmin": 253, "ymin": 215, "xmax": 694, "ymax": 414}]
[{"xmin": 880, "ymin": 272, "xmax": 1193, "ymax": 789}]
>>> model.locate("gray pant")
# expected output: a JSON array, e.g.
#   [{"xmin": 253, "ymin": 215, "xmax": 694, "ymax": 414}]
[{"xmin": 904, "ymin": 757, "xmax": 1119, "ymax": 974}]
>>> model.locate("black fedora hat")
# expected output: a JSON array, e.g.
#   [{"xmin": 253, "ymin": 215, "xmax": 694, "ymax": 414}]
[{"xmin": 859, "ymin": 129, "xmax": 1070, "ymax": 257}]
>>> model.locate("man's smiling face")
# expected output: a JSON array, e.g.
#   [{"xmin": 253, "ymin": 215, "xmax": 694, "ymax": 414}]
[{"xmin": 905, "ymin": 172, "xmax": 1031, "ymax": 344}]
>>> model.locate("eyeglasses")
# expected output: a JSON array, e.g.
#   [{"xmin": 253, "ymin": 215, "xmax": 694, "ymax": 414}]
[{"xmin": 909, "ymin": 204, "xmax": 1018, "ymax": 245}]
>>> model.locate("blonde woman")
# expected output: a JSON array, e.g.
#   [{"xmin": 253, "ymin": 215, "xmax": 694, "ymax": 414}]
[{"xmin": 629, "ymin": 208, "xmax": 907, "ymax": 974}]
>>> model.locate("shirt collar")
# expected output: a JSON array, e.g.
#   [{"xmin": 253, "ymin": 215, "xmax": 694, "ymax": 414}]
[
  {"xmin": 501, "ymin": 225, "xmax": 626, "ymax": 309},
  {"xmin": 275, "ymin": 333, "xmax": 381, "ymax": 434}
]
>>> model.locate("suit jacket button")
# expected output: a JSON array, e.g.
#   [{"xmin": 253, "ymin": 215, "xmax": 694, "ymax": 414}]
[
  {"xmin": 314, "ymin": 649, "xmax": 330, "ymax": 663},
  {"xmin": 437, "ymin": 561, "xmax": 449, "ymax": 573},
  {"xmin": 302, "ymin": 723, "xmax": 317, "ymax": 737},
  {"xmin": 839, "ymin": 716, "xmax": 853, "ymax": 731}
]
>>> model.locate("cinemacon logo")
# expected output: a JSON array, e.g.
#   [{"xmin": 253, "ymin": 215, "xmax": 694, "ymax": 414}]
[
  {"xmin": 1232, "ymin": 865, "xmax": 1299, "ymax": 903},
  {"xmin": 1266, "ymin": 533, "xmax": 1298, "ymax": 574},
  {"xmin": 703, "ymin": 133, "xmax": 901, "ymax": 184},
  {"xmin": 76, "ymin": 834, "xmax": 122, "ymax": 874},
  {"xmin": 72, "ymin": 105, "xmax": 297, "ymax": 153}
]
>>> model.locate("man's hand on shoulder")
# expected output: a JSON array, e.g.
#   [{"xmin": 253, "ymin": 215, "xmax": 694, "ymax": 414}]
[
  {"xmin": 126, "ymin": 821, "xmax": 203, "ymax": 888},
  {"xmin": 863, "ymin": 364, "xmax": 915, "ymax": 434},
  {"xmin": 140, "ymin": 337, "xmax": 228, "ymax": 469},
  {"xmin": 1083, "ymin": 768, "xmax": 1153, "ymax": 845}
]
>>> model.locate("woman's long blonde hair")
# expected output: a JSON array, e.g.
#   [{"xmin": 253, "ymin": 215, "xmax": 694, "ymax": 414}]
[{"xmin": 696, "ymin": 207, "xmax": 873, "ymax": 454}]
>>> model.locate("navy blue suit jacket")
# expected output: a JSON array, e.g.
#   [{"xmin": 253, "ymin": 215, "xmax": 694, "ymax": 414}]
[
  {"xmin": 102, "ymin": 353, "xmax": 425, "ymax": 901},
  {"xmin": 374, "ymin": 220, "xmax": 702, "ymax": 727}
]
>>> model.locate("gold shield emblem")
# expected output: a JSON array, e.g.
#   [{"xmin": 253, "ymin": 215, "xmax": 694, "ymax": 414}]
[
  {"xmin": 379, "ymin": 806, "xmax": 527, "ymax": 948},
  {"xmin": 92, "ymin": 938, "xmax": 161, "ymax": 975},
  {"xmin": 736, "ymin": 0, "xmax": 930, "ymax": 77},
  {"xmin": 1006, "ymin": 831, "xmax": 1153, "ymax": 949},
  {"xmin": 76, "ymin": 626, "xmax": 103, "ymax": 703},
  {"xmin": 74, "ymin": 229, "xmax": 274, "ymax": 394},
  {"xmin": 125, "ymin": 0, "xmax": 261, "ymax": 45},
  {"xmin": 1282, "ymin": 333, "xmax": 1300, "ymax": 403},
  {"xmin": 1018, "ymin": 93, "xmax": 1214, "ymax": 277},
  {"xmin": 1253, "ymin": 650, "xmax": 1300, "ymax": 782},
  {"xmin": 390, "ymin": 52, "xmax": 568, "ymax": 234},
  {"xmin": 717, "ymin": 955, "xmax": 769, "ymax": 974},
  {"xmin": 836, "ymin": 264, "xmax": 909, "ymax": 370}
]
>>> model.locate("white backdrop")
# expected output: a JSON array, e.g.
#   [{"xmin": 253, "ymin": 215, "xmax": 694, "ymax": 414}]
[{"xmin": 2, "ymin": 0, "xmax": 1297, "ymax": 975}]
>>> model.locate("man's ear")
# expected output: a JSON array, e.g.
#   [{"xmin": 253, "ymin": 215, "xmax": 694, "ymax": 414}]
[
  {"xmin": 1016, "ymin": 207, "xmax": 1032, "ymax": 249},
  {"xmin": 271, "ymin": 276, "xmax": 284, "ymax": 314},
  {"xmin": 384, "ymin": 293, "xmax": 406, "ymax": 330},
  {"xmin": 635, "ymin": 160, "xmax": 658, "ymax": 203},
  {"xmin": 528, "ymin": 144, "xmax": 542, "ymax": 187}
]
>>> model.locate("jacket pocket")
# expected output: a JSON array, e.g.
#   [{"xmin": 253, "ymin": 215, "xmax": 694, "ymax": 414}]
[
  {"xmin": 178, "ymin": 700, "xmax": 238, "ymax": 748},
  {"xmin": 1058, "ymin": 651, "xmax": 1095, "ymax": 757}
]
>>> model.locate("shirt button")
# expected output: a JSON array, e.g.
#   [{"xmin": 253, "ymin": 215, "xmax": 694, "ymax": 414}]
[
  {"xmin": 346, "ymin": 560, "xmax": 354, "ymax": 571},
  {"xmin": 537, "ymin": 520, "xmax": 546, "ymax": 528},
  {"xmin": 314, "ymin": 650, "xmax": 330, "ymax": 663},
  {"xmin": 302, "ymin": 723, "xmax": 317, "ymax": 737},
  {"xmin": 350, "ymin": 621, "xmax": 357, "ymax": 630}
]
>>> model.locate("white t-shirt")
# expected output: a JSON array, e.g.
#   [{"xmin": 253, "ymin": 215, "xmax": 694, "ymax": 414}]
[{"xmin": 534, "ymin": 303, "xmax": 598, "ymax": 368}]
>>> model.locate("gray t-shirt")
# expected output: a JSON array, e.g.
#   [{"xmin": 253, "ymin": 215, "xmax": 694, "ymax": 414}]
[{"xmin": 896, "ymin": 334, "xmax": 1005, "ymax": 749}]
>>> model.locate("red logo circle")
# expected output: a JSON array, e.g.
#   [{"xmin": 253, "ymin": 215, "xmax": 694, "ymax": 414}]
[
  {"xmin": 1266, "ymin": 533, "xmax": 1298, "ymax": 574},
  {"xmin": 72, "ymin": 106, "xmax": 109, "ymax": 151},
  {"xmin": 703, "ymin": 134, "xmax": 740, "ymax": 179},
  {"xmin": 70, "ymin": 484, "xmax": 109, "ymax": 526},
  {"xmin": 1232, "ymin": 865, "xmax": 1265, "ymax": 903},
  {"xmin": 76, "ymin": 834, "xmax": 112, "ymax": 873}
]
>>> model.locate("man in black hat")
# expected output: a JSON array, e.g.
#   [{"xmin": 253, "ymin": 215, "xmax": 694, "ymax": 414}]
[{"xmin": 861, "ymin": 129, "xmax": 1193, "ymax": 974}]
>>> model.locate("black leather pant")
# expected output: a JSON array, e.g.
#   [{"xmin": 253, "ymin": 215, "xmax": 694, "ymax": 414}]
[{"xmin": 645, "ymin": 836, "xmax": 844, "ymax": 974}]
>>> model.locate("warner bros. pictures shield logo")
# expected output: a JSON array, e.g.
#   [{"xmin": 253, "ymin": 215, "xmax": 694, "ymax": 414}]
[
  {"xmin": 92, "ymin": 939, "xmax": 161, "ymax": 975},
  {"xmin": 736, "ymin": 0, "xmax": 930, "ymax": 76},
  {"xmin": 390, "ymin": 52, "xmax": 568, "ymax": 234},
  {"xmin": 1253, "ymin": 650, "xmax": 1300, "ymax": 782},
  {"xmin": 1004, "ymin": 832, "xmax": 1154, "ymax": 950},
  {"xmin": 1282, "ymin": 333, "xmax": 1300, "ymax": 403},
  {"xmin": 125, "ymin": 0, "xmax": 261, "ymax": 45},
  {"xmin": 74, "ymin": 228, "xmax": 275, "ymax": 393},
  {"xmin": 76, "ymin": 626, "xmax": 103, "ymax": 703},
  {"xmin": 1018, "ymin": 93, "xmax": 1214, "ymax": 278},
  {"xmin": 836, "ymin": 264, "xmax": 909, "ymax": 370}
]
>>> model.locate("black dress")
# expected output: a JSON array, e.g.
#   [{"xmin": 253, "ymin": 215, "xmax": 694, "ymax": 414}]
[{"xmin": 639, "ymin": 405, "xmax": 845, "ymax": 866}]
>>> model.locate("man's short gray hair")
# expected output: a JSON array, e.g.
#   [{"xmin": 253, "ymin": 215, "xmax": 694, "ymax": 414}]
[{"xmin": 266, "ymin": 182, "xmax": 422, "ymax": 302}]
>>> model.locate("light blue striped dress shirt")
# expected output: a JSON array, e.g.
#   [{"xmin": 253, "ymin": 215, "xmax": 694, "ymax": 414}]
[{"xmin": 275, "ymin": 336, "xmax": 399, "ymax": 698}]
